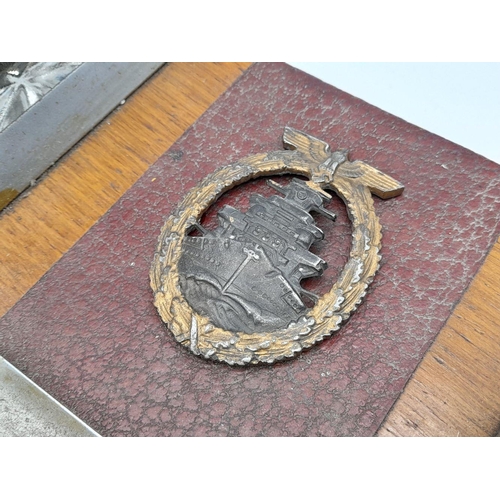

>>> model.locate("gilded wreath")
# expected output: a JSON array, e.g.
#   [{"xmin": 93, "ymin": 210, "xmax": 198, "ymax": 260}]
[{"xmin": 150, "ymin": 127, "xmax": 404, "ymax": 365}]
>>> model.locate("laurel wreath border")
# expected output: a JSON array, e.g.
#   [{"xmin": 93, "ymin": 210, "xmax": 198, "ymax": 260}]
[{"xmin": 150, "ymin": 132, "xmax": 395, "ymax": 365}]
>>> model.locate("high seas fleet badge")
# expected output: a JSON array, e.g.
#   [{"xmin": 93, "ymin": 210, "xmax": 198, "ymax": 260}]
[{"xmin": 150, "ymin": 127, "xmax": 404, "ymax": 365}]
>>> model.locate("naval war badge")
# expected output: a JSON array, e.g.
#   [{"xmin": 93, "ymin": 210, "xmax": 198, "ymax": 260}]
[{"xmin": 150, "ymin": 127, "xmax": 404, "ymax": 365}]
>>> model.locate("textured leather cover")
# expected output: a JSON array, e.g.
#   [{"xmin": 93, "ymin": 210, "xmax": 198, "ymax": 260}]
[{"xmin": 1, "ymin": 63, "xmax": 499, "ymax": 436}]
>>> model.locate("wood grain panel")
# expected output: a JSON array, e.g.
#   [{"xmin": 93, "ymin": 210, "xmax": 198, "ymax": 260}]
[
  {"xmin": 1, "ymin": 61, "xmax": 499, "ymax": 436},
  {"xmin": 378, "ymin": 237, "xmax": 500, "ymax": 436},
  {"xmin": 0, "ymin": 62, "xmax": 251, "ymax": 317}
]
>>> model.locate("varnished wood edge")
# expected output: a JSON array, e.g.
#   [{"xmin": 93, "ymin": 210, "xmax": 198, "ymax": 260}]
[
  {"xmin": 2, "ymin": 61, "xmax": 498, "ymax": 436},
  {"xmin": 377, "ymin": 235, "xmax": 500, "ymax": 436}
]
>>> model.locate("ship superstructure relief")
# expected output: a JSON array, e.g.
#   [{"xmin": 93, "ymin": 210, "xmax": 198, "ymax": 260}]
[
  {"xmin": 151, "ymin": 127, "xmax": 404, "ymax": 365},
  {"xmin": 178, "ymin": 178, "xmax": 336, "ymax": 333}
]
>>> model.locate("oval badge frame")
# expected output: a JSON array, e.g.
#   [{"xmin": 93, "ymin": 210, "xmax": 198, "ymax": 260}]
[{"xmin": 150, "ymin": 127, "xmax": 404, "ymax": 365}]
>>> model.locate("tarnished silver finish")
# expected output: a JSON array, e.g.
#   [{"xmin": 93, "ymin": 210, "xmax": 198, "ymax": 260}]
[
  {"xmin": 178, "ymin": 178, "xmax": 336, "ymax": 333},
  {"xmin": 0, "ymin": 62, "xmax": 81, "ymax": 132}
]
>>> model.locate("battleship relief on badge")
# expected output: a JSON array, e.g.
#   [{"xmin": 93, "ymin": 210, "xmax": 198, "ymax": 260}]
[{"xmin": 150, "ymin": 127, "xmax": 404, "ymax": 365}]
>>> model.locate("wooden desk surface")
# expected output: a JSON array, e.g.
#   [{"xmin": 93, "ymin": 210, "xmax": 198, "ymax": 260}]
[{"xmin": 1, "ymin": 63, "xmax": 498, "ymax": 436}]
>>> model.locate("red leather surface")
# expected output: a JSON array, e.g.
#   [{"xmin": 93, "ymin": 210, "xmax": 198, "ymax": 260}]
[{"xmin": 1, "ymin": 63, "xmax": 499, "ymax": 436}]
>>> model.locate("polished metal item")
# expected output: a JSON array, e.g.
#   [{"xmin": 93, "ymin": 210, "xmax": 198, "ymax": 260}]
[
  {"xmin": 0, "ymin": 356, "xmax": 99, "ymax": 437},
  {"xmin": 151, "ymin": 127, "xmax": 404, "ymax": 365},
  {"xmin": 0, "ymin": 62, "xmax": 164, "ymax": 211},
  {"xmin": 0, "ymin": 62, "xmax": 81, "ymax": 132}
]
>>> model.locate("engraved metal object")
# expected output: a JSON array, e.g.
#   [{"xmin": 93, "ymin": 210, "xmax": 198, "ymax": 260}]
[
  {"xmin": 151, "ymin": 127, "xmax": 404, "ymax": 365},
  {"xmin": 0, "ymin": 62, "xmax": 81, "ymax": 132}
]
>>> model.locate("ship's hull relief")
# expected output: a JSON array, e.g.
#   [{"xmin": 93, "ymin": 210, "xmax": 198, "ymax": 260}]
[
  {"xmin": 179, "ymin": 238, "xmax": 306, "ymax": 333},
  {"xmin": 178, "ymin": 178, "xmax": 334, "ymax": 333}
]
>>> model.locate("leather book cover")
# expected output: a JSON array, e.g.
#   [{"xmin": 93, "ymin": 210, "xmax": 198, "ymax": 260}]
[{"xmin": 1, "ymin": 63, "xmax": 499, "ymax": 436}]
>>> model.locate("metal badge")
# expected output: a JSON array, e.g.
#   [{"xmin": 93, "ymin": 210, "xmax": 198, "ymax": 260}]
[{"xmin": 151, "ymin": 127, "xmax": 404, "ymax": 365}]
